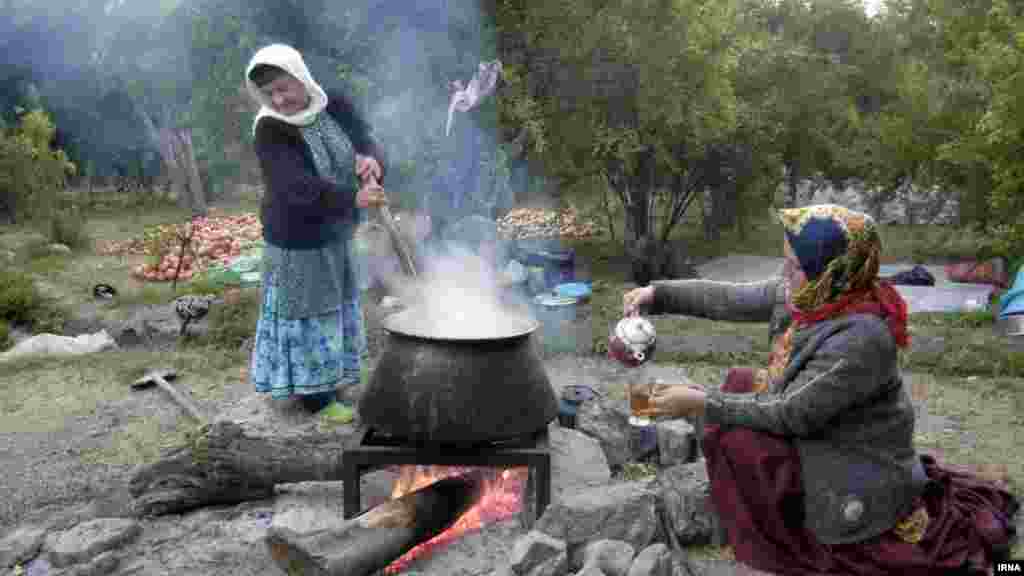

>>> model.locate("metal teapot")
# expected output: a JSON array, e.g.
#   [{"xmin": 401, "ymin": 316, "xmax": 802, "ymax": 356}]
[{"xmin": 608, "ymin": 316, "xmax": 657, "ymax": 367}]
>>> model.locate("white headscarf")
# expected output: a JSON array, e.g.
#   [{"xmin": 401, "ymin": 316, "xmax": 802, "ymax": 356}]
[{"xmin": 245, "ymin": 44, "xmax": 328, "ymax": 135}]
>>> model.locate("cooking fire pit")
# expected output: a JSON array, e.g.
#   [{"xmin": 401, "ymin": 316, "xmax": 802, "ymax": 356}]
[
  {"xmin": 342, "ymin": 427, "xmax": 551, "ymax": 526},
  {"xmin": 344, "ymin": 308, "xmax": 559, "ymax": 527}
]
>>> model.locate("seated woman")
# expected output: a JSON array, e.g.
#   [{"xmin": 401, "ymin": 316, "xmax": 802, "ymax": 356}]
[{"xmin": 622, "ymin": 204, "xmax": 1018, "ymax": 575}]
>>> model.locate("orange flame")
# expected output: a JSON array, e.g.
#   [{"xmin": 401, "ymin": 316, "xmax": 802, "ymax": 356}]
[{"xmin": 384, "ymin": 465, "xmax": 527, "ymax": 574}]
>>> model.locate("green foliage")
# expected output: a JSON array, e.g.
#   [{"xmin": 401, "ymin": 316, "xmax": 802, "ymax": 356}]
[
  {"xmin": 199, "ymin": 289, "xmax": 259, "ymax": 351},
  {"xmin": 0, "ymin": 109, "xmax": 76, "ymax": 223},
  {"xmin": 47, "ymin": 206, "xmax": 92, "ymax": 251},
  {"xmin": 0, "ymin": 269, "xmax": 45, "ymax": 326},
  {"xmin": 927, "ymin": 0, "xmax": 1024, "ymax": 255},
  {"xmin": 0, "ymin": 319, "xmax": 10, "ymax": 351}
]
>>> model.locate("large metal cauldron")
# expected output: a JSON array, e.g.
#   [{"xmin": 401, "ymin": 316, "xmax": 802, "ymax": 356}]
[{"xmin": 358, "ymin": 309, "xmax": 558, "ymax": 445}]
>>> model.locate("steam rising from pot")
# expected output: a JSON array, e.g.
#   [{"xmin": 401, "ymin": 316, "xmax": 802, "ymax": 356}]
[{"xmin": 380, "ymin": 242, "xmax": 536, "ymax": 341}]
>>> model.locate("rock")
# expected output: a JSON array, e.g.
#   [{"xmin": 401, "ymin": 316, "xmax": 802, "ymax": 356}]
[
  {"xmin": 534, "ymin": 481, "xmax": 658, "ymax": 552},
  {"xmin": 0, "ymin": 330, "xmax": 117, "ymax": 362},
  {"xmin": 656, "ymin": 420, "xmax": 696, "ymax": 467},
  {"xmin": 522, "ymin": 424, "xmax": 612, "ymax": 527},
  {"xmin": 650, "ymin": 460, "xmax": 721, "ymax": 545},
  {"xmin": 44, "ymin": 518, "xmax": 141, "ymax": 568},
  {"xmin": 269, "ymin": 482, "xmax": 350, "ymax": 538},
  {"xmin": 47, "ymin": 244, "xmax": 72, "ymax": 255},
  {"xmin": 58, "ymin": 550, "xmax": 119, "ymax": 576},
  {"xmin": 572, "ymin": 540, "xmax": 635, "ymax": 576},
  {"xmin": 574, "ymin": 565, "xmax": 608, "ymax": 576},
  {"xmin": 576, "ymin": 397, "xmax": 631, "ymax": 470},
  {"xmin": 627, "ymin": 544, "xmax": 672, "ymax": 576},
  {"xmin": 509, "ymin": 530, "xmax": 569, "ymax": 576},
  {"xmin": 0, "ymin": 526, "xmax": 47, "ymax": 568},
  {"xmin": 110, "ymin": 317, "xmax": 151, "ymax": 348}
]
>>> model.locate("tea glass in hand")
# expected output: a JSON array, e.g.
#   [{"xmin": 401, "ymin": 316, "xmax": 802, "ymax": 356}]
[{"xmin": 627, "ymin": 380, "xmax": 656, "ymax": 426}]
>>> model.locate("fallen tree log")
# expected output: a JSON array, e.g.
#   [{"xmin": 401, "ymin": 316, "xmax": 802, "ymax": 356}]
[
  {"xmin": 266, "ymin": 470, "xmax": 486, "ymax": 576},
  {"xmin": 128, "ymin": 411, "xmax": 356, "ymax": 517}
]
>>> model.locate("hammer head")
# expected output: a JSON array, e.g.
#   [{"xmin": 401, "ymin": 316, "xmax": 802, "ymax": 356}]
[{"xmin": 131, "ymin": 369, "xmax": 178, "ymax": 389}]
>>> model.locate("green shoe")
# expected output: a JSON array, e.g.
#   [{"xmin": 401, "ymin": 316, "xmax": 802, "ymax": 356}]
[{"xmin": 319, "ymin": 401, "xmax": 355, "ymax": 424}]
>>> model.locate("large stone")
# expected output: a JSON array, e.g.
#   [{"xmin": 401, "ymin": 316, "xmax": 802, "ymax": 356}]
[
  {"xmin": 576, "ymin": 398, "xmax": 631, "ymax": 470},
  {"xmin": 574, "ymin": 565, "xmax": 608, "ymax": 576},
  {"xmin": 57, "ymin": 550, "xmax": 119, "ymax": 576},
  {"xmin": 649, "ymin": 461, "xmax": 721, "ymax": 545},
  {"xmin": 656, "ymin": 420, "xmax": 696, "ymax": 467},
  {"xmin": 45, "ymin": 518, "xmax": 141, "ymax": 568},
  {"xmin": 551, "ymin": 425, "xmax": 613, "ymax": 493},
  {"xmin": 626, "ymin": 544, "xmax": 672, "ymax": 576},
  {"xmin": 572, "ymin": 539, "xmax": 634, "ymax": 576},
  {"xmin": 521, "ymin": 424, "xmax": 612, "ymax": 527},
  {"xmin": 0, "ymin": 526, "xmax": 46, "ymax": 568},
  {"xmin": 534, "ymin": 481, "xmax": 658, "ymax": 552},
  {"xmin": 509, "ymin": 530, "xmax": 569, "ymax": 576},
  {"xmin": 0, "ymin": 331, "xmax": 117, "ymax": 362},
  {"xmin": 269, "ymin": 481, "xmax": 350, "ymax": 538}
]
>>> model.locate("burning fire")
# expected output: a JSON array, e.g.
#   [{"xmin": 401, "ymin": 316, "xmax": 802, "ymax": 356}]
[{"xmin": 384, "ymin": 465, "xmax": 527, "ymax": 574}]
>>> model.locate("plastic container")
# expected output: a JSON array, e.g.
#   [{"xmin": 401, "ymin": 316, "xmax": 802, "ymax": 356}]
[
  {"xmin": 518, "ymin": 243, "xmax": 576, "ymax": 290},
  {"xmin": 554, "ymin": 282, "xmax": 592, "ymax": 302},
  {"xmin": 533, "ymin": 293, "xmax": 580, "ymax": 354}
]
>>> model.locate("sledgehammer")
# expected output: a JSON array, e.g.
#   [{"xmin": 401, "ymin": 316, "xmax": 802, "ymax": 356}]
[{"xmin": 131, "ymin": 369, "xmax": 205, "ymax": 423}]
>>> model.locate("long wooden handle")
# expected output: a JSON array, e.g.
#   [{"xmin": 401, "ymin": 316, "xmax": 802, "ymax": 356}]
[
  {"xmin": 366, "ymin": 176, "xmax": 417, "ymax": 278},
  {"xmin": 154, "ymin": 376, "xmax": 205, "ymax": 422}
]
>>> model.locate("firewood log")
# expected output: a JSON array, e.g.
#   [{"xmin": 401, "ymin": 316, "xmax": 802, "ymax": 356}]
[{"xmin": 265, "ymin": 471, "xmax": 486, "ymax": 576}]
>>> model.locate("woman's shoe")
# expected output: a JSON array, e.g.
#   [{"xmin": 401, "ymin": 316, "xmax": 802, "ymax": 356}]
[{"xmin": 319, "ymin": 401, "xmax": 355, "ymax": 424}]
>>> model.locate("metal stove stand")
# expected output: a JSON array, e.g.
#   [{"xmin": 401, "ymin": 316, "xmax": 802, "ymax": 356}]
[{"xmin": 342, "ymin": 426, "xmax": 551, "ymax": 526}]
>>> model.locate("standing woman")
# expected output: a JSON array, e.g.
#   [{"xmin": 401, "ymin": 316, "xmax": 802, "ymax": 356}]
[{"xmin": 245, "ymin": 44, "xmax": 388, "ymax": 422}]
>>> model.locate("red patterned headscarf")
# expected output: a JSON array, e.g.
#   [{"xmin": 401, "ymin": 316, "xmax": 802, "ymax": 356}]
[
  {"xmin": 758, "ymin": 205, "xmax": 909, "ymax": 392},
  {"xmin": 779, "ymin": 204, "xmax": 909, "ymax": 347}
]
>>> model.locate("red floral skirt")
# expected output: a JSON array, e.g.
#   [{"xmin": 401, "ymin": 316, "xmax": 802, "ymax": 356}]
[{"xmin": 703, "ymin": 368, "xmax": 1019, "ymax": 575}]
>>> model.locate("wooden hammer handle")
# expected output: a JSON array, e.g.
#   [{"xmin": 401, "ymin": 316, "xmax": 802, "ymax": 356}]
[{"xmin": 154, "ymin": 376, "xmax": 205, "ymax": 422}]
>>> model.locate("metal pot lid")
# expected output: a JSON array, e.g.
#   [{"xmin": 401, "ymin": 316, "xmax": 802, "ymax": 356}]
[{"xmin": 382, "ymin": 308, "xmax": 539, "ymax": 341}]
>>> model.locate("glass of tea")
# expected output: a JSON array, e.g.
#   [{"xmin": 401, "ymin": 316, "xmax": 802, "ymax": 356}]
[{"xmin": 627, "ymin": 380, "xmax": 655, "ymax": 426}]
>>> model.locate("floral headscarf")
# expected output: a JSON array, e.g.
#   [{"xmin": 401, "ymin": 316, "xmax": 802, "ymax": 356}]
[{"xmin": 758, "ymin": 204, "xmax": 910, "ymax": 391}]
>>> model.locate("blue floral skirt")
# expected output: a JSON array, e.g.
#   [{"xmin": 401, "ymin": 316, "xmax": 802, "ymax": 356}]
[{"xmin": 250, "ymin": 282, "xmax": 364, "ymax": 400}]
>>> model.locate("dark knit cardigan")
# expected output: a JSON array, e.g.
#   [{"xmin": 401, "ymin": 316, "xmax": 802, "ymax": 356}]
[{"xmin": 254, "ymin": 91, "xmax": 387, "ymax": 250}]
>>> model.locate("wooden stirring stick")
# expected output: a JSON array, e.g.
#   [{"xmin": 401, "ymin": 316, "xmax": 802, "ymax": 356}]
[{"xmin": 365, "ymin": 175, "xmax": 417, "ymax": 278}]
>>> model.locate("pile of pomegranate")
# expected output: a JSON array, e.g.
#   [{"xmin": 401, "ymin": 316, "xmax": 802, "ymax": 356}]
[
  {"xmin": 99, "ymin": 212, "xmax": 263, "ymax": 283},
  {"xmin": 497, "ymin": 206, "xmax": 599, "ymax": 240}
]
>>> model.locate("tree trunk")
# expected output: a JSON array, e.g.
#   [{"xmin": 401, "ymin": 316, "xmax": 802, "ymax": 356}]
[
  {"xmin": 180, "ymin": 129, "xmax": 207, "ymax": 216},
  {"xmin": 266, "ymin": 471, "xmax": 486, "ymax": 576},
  {"xmin": 786, "ymin": 161, "xmax": 801, "ymax": 208},
  {"xmin": 621, "ymin": 151, "xmax": 662, "ymax": 285},
  {"xmin": 159, "ymin": 128, "xmax": 207, "ymax": 216},
  {"xmin": 129, "ymin": 419, "xmax": 352, "ymax": 517}
]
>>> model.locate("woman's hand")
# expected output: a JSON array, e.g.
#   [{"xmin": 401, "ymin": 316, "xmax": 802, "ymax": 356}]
[
  {"xmin": 356, "ymin": 181, "xmax": 388, "ymax": 209},
  {"xmin": 355, "ymin": 154, "xmax": 382, "ymax": 184},
  {"xmin": 639, "ymin": 382, "xmax": 706, "ymax": 420},
  {"xmin": 623, "ymin": 285, "xmax": 656, "ymax": 317}
]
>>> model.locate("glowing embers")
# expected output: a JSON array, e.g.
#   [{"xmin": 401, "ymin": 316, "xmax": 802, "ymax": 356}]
[
  {"xmin": 342, "ymin": 426, "xmax": 552, "ymax": 570},
  {"xmin": 383, "ymin": 466, "xmax": 527, "ymax": 573}
]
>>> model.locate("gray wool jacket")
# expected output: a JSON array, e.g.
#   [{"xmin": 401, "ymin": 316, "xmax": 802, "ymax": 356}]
[{"xmin": 649, "ymin": 277, "xmax": 929, "ymax": 545}]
